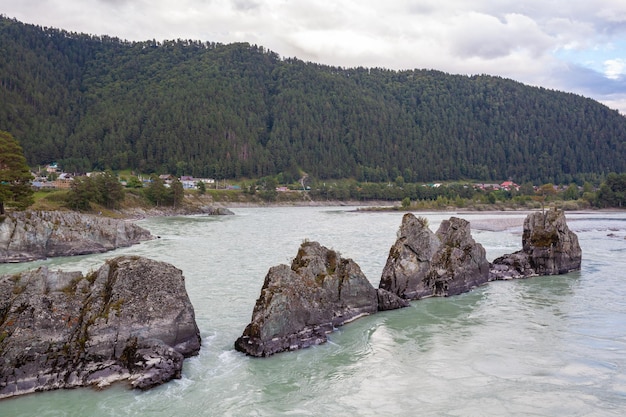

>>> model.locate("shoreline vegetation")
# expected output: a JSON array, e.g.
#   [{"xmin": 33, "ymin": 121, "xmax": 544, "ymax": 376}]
[
  {"xmin": 22, "ymin": 166, "xmax": 626, "ymax": 221},
  {"xmin": 28, "ymin": 185, "xmax": 624, "ymax": 223}
]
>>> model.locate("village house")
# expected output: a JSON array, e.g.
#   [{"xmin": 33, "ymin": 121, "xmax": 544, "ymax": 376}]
[
  {"xmin": 31, "ymin": 173, "xmax": 55, "ymax": 189},
  {"xmin": 180, "ymin": 176, "xmax": 197, "ymax": 189},
  {"xmin": 159, "ymin": 174, "xmax": 175, "ymax": 184},
  {"xmin": 53, "ymin": 173, "xmax": 73, "ymax": 189},
  {"xmin": 474, "ymin": 183, "xmax": 501, "ymax": 191},
  {"xmin": 500, "ymin": 181, "xmax": 520, "ymax": 191},
  {"xmin": 45, "ymin": 163, "xmax": 59, "ymax": 173}
]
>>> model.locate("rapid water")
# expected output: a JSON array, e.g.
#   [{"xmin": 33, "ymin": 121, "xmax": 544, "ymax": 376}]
[{"xmin": 2, "ymin": 208, "xmax": 626, "ymax": 416}]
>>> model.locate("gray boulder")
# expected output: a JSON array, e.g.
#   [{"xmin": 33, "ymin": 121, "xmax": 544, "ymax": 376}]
[
  {"xmin": 490, "ymin": 209, "xmax": 582, "ymax": 280},
  {"xmin": 379, "ymin": 214, "xmax": 440, "ymax": 299},
  {"xmin": 206, "ymin": 207, "xmax": 235, "ymax": 216},
  {"xmin": 0, "ymin": 256, "xmax": 201, "ymax": 399},
  {"xmin": 428, "ymin": 217, "xmax": 491, "ymax": 296},
  {"xmin": 235, "ymin": 241, "xmax": 385, "ymax": 357},
  {"xmin": 0, "ymin": 211, "xmax": 153, "ymax": 263},
  {"xmin": 377, "ymin": 287, "xmax": 410, "ymax": 311},
  {"xmin": 379, "ymin": 214, "xmax": 490, "ymax": 299}
]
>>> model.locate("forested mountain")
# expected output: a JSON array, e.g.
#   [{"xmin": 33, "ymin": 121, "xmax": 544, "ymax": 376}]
[{"xmin": 1, "ymin": 16, "xmax": 625, "ymax": 184}]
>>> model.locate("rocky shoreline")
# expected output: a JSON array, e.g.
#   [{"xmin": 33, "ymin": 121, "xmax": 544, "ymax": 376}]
[{"xmin": 0, "ymin": 211, "xmax": 154, "ymax": 263}]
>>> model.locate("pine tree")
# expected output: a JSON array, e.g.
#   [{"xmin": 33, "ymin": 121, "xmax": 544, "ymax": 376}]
[{"xmin": 0, "ymin": 131, "xmax": 33, "ymax": 215}]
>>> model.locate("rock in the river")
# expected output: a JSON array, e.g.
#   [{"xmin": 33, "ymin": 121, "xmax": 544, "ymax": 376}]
[
  {"xmin": 235, "ymin": 241, "xmax": 383, "ymax": 357},
  {"xmin": 379, "ymin": 214, "xmax": 490, "ymax": 299},
  {"xmin": 379, "ymin": 214, "xmax": 441, "ymax": 299},
  {"xmin": 0, "ymin": 256, "xmax": 201, "ymax": 399},
  {"xmin": 490, "ymin": 209, "xmax": 582, "ymax": 280},
  {"xmin": 206, "ymin": 207, "xmax": 235, "ymax": 216},
  {"xmin": 376, "ymin": 287, "xmax": 410, "ymax": 311},
  {"xmin": 429, "ymin": 217, "xmax": 491, "ymax": 296},
  {"xmin": 0, "ymin": 211, "xmax": 153, "ymax": 263},
  {"xmin": 236, "ymin": 210, "xmax": 583, "ymax": 359}
]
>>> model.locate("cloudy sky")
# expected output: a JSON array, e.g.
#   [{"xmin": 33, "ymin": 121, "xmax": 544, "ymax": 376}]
[{"xmin": 2, "ymin": 0, "xmax": 626, "ymax": 113}]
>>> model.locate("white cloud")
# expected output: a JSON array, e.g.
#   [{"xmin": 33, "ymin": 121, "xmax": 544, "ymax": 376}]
[
  {"xmin": 447, "ymin": 12, "xmax": 554, "ymax": 60},
  {"xmin": 596, "ymin": 1, "xmax": 626, "ymax": 23},
  {"xmin": 603, "ymin": 96, "xmax": 626, "ymax": 115},
  {"xmin": 604, "ymin": 59, "xmax": 626, "ymax": 80}
]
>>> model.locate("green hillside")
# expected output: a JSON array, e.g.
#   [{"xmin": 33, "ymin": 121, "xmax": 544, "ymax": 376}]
[{"xmin": 1, "ymin": 16, "xmax": 625, "ymax": 184}]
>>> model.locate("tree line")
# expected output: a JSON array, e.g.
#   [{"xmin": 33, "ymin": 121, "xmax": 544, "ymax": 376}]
[
  {"xmin": 2, "ymin": 127, "xmax": 625, "ymax": 212},
  {"xmin": 65, "ymin": 172, "xmax": 184, "ymax": 211},
  {"xmin": 1, "ymin": 15, "xmax": 626, "ymax": 186}
]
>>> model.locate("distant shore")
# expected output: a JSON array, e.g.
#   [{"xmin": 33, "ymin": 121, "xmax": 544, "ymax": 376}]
[{"xmin": 114, "ymin": 198, "xmax": 622, "ymax": 233}]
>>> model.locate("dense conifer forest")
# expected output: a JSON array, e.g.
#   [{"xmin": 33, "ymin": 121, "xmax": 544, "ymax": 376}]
[{"xmin": 1, "ymin": 15, "xmax": 625, "ymax": 184}]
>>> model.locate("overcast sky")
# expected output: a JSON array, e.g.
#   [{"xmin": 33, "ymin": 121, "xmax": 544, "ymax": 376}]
[{"xmin": 2, "ymin": 0, "xmax": 626, "ymax": 113}]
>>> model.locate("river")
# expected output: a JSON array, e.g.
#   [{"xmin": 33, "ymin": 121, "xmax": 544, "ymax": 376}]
[{"xmin": 1, "ymin": 207, "xmax": 625, "ymax": 416}]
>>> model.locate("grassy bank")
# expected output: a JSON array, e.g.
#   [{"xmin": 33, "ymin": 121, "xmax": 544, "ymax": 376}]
[{"xmin": 28, "ymin": 187, "xmax": 600, "ymax": 219}]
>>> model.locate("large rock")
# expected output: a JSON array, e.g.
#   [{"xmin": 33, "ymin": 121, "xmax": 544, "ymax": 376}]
[
  {"xmin": 490, "ymin": 209, "xmax": 582, "ymax": 280},
  {"xmin": 235, "ymin": 241, "xmax": 388, "ymax": 357},
  {"xmin": 379, "ymin": 214, "xmax": 490, "ymax": 299},
  {"xmin": 206, "ymin": 206, "xmax": 235, "ymax": 216},
  {"xmin": 379, "ymin": 214, "xmax": 440, "ymax": 299},
  {"xmin": 428, "ymin": 217, "xmax": 491, "ymax": 296},
  {"xmin": 0, "ymin": 211, "xmax": 153, "ymax": 263},
  {"xmin": 0, "ymin": 256, "xmax": 201, "ymax": 399}
]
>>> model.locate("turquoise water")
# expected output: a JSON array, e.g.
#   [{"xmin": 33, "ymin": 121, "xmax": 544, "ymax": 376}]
[{"xmin": 2, "ymin": 208, "xmax": 625, "ymax": 416}]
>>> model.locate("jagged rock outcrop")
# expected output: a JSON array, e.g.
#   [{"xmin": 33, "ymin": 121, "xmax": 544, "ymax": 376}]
[
  {"xmin": 236, "ymin": 210, "xmax": 582, "ymax": 358},
  {"xmin": 490, "ymin": 209, "xmax": 582, "ymax": 280},
  {"xmin": 429, "ymin": 217, "xmax": 491, "ymax": 296},
  {"xmin": 235, "ymin": 241, "xmax": 405, "ymax": 357},
  {"xmin": 0, "ymin": 256, "xmax": 201, "ymax": 399},
  {"xmin": 379, "ymin": 214, "xmax": 490, "ymax": 300},
  {"xmin": 0, "ymin": 211, "xmax": 153, "ymax": 263},
  {"xmin": 378, "ymin": 214, "xmax": 441, "ymax": 299}
]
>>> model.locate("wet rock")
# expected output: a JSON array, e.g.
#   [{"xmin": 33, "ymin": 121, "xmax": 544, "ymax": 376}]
[
  {"xmin": 379, "ymin": 214, "xmax": 440, "ymax": 299},
  {"xmin": 429, "ymin": 217, "xmax": 491, "ymax": 296},
  {"xmin": 379, "ymin": 214, "xmax": 490, "ymax": 300},
  {"xmin": 490, "ymin": 209, "xmax": 582, "ymax": 280},
  {"xmin": 206, "ymin": 207, "xmax": 235, "ymax": 216},
  {"xmin": 235, "ymin": 241, "xmax": 380, "ymax": 357},
  {"xmin": 0, "ymin": 256, "xmax": 201, "ymax": 399},
  {"xmin": 236, "ymin": 210, "xmax": 583, "ymax": 359},
  {"xmin": 0, "ymin": 211, "xmax": 153, "ymax": 263},
  {"xmin": 377, "ymin": 288, "xmax": 410, "ymax": 311}
]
